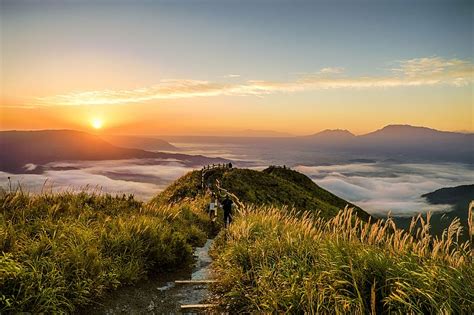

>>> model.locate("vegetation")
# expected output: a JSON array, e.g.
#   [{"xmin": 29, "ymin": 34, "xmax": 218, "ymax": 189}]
[
  {"xmin": 263, "ymin": 166, "xmax": 370, "ymax": 220},
  {"xmin": 394, "ymin": 184, "xmax": 474, "ymax": 239},
  {"xmin": 0, "ymin": 189, "xmax": 211, "ymax": 313},
  {"xmin": 151, "ymin": 170, "xmax": 203, "ymax": 205},
  {"xmin": 154, "ymin": 166, "xmax": 370, "ymax": 220},
  {"xmin": 211, "ymin": 205, "xmax": 474, "ymax": 313},
  {"xmin": 5, "ymin": 166, "xmax": 467, "ymax": 313}
]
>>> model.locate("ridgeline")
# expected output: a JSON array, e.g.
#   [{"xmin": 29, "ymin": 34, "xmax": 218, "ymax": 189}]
[{"xmin": 152, "ymin": 165, "xmax": 370, "ymax": 220}]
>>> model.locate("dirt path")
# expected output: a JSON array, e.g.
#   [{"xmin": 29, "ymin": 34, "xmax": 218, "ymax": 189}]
[{"xmin": 78, "ymin": 239, "xmax": 215, "ymax": 314}]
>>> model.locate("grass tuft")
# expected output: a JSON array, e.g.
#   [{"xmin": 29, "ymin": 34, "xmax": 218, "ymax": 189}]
[
  {"xmin": 0, "ymin": 189, "xmax": 211, "ymax": 312},
  {"xmin": 212, "ymin": 205, "xmax": 474, "ymax": 313}
]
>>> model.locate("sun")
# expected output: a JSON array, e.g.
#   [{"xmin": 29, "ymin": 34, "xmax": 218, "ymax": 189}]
[{"xmin": 91, "ymin": 118, "xmax": 103, "ymax": 129}]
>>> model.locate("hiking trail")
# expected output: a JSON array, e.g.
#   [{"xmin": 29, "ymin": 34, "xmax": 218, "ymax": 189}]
[
  {"xmin": 78, "ymin": 239, "xmax": 217, "ymax": 314},
  {"xmin": 78, "ymin": 164, "xmax": 241, "ymax": 314}
]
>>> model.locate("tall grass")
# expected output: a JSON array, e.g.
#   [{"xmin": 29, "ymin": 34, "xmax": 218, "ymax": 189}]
[
  {"xmin": 212, "ymin": 206, "xmax": 473, "ymax": 313},
  {"xmin": 0, "ymin": 189, "xmax": 211, "ymax": 313}
]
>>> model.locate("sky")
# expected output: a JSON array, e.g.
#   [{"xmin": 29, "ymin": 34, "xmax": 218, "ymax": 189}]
[{"xmin": 1, "ymin": 0, "xmax": 473, "ymax": 135}]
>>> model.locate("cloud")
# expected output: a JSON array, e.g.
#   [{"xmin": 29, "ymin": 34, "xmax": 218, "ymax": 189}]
[
  {"xmin": 319, "ymin": 67, "xmax": 345, "ymax": 74},
  {"xmin": 223, "ymin": 74, "xmax": 241, "ymax": 78},
  {"xmin": 295, "ymin": 162, "xmax": 474, "ymax": 216},
  {"xmin": 1, "ymin": 159, "xmax": 193, "ymax": 200},
  {"xmin": 390, "ymin": 56, "xmax": 473, "ymax": 87},
  {"xmin": 32, "ymin": 56, "xmax": 473, "ymax": 107},
  {"xmin": 23, "ymin": 163, "xmax": 38, "ymax": 171}
]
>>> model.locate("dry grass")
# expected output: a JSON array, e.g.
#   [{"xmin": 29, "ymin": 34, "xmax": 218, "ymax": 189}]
[
  {"xmin": 0, "ymin": 190, "xmax": 211, "ymax": 312},
  {"xmin": 212, "ymin": 205, "xmax": 474, "ymax": 313}
]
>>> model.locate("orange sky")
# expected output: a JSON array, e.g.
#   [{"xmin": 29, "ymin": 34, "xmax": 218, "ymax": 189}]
[{"xmin": 1, "ymin": 1, "xmax": 473, "ymax": 136}]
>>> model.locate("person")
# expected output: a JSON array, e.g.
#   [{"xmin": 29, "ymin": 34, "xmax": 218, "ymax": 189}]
[
  {"xmin": 208, "ymin": 194, "xmax": 218, "ymax": 221},
  {"xmin": 221, "ymin": 194, "xmax": 234, "ymax": 228}
]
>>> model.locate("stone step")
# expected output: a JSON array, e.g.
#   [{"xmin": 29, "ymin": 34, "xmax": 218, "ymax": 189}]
[
  {"xmin": 174, "ymin": 279, "xmax": 217, "ymax": 284},
  {"xmin": 180, "ymin": 304, "xmax": 218, "ymax": 309}
]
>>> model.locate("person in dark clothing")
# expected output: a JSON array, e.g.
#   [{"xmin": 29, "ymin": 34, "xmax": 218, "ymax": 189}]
[{"xmin": 221, "ymin": 195, "xmax": 234, "ymax": 228}]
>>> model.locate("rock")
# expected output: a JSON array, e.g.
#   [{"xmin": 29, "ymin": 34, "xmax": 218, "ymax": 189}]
[{"xmin": 147, "ymin": 300, "xmax": 155, "ymax": 311}]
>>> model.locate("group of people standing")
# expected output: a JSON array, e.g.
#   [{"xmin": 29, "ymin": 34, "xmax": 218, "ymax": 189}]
[{"xmin": 208, "ymin": 192, "xmax": 234, "ymax": 228}]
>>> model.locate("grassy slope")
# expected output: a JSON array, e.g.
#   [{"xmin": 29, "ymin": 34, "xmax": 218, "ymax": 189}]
[
  {"xmin": 0, "ymin": 166, "xmax": 369, "ymax": 312},
  {"xmin": 211, "ymin": 207, "xmax": 474, "ymax": 313},
  {"xmin": 153, "ymin": 166, "xmax": 370, "ymax": 220},
  {"xmin": 151, "ymin": 170, "xmax": 203, "ymax": 205},
  {"xmin": 0, "ymin": 190, "xmax": 211, "ymax": 313},
  {"xmin": 263, "ymin": 166, "xmax": 370, "ymax": 220}
]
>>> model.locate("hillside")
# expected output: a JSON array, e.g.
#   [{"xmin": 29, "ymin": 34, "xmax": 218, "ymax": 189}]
[
  {"xmin": 421, "ymin": 184, "xmax": 473, "ymax": 236},
  {"xmin": 0, "ymin": 130, "xmax": 227, "ymax": 173},
  {"xmin": 100, "ymin": 135, "xmax": 178, "ymax": 151},
  {"xmin": 422, "ymin": 184, "xmax": 474, "ymax": 205},
  {"xmin": 392, "ymin": 184, "xmax": 473, "ymax": 239},
  {"xmin": 153, "ymin": 166, "xmax": 370, "ymax": 220}
]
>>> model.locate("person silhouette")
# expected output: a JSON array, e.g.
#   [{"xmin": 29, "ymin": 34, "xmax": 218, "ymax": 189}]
[{"xmin": 221, "ymin": 195, "xmax": 234, "ymax": 228}]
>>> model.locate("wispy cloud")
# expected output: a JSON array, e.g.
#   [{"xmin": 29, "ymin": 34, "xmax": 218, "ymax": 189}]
[
  {"xmin": 33, "ymin": 56, "xmax": 473, "ymax": 107},
  {"xmin": 319, "ymin": 67, "xmax": 345, "ymax": 74},
  {"xmin": 223, "ymin": 74, "xmax": 241, "ymax": 78}
]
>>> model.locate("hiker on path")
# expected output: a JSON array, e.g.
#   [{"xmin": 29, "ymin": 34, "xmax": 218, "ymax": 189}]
[
  {"xmin": 221, "ymin": 195, "xmax": 234, "ymax": 228},
  {"xmin": 208, "ymin": 193, "xmax": 218, "ymax": 221}
]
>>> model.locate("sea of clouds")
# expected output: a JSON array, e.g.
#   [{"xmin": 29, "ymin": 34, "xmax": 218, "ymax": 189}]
[
  {"xmin": 1, "ymin": 146, "xmax": 472, "ymax": 217},
  {"xmin": 295, "ymin": 162, "xmax": 474, "ymax": 217},
  {"xmin": 1, "ymin": 159, "xmax": 193, "ymax": 200}
]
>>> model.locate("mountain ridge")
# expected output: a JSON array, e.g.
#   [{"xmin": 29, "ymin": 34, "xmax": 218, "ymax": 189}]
[
  {"xmin": 0, "ymin": 129, "xmax": 228, "ymax": 173},
  {"xmin": 100, "ymin": 134, "xmax": 178, "ymax": 151},
  {"xmin": 153, "ymin": 165, "xmax": 371, "ymax": 220},
  {"xmin": 304, "ymin": 129, "xmax": 355, "ymax": 138}
]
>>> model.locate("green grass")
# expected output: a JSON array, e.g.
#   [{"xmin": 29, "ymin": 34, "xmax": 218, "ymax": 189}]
[
  {"xmin": 154, "ymin": 167, "xmax": 371, "ymax": 220},
  {"xmin": 151, "ymin": 170, "xmax": 203, "ymax": 205},
  {"xmin": 5, "ymin": 166, "xmax": 465, "ymax": 313},
  {"xmin": 211, "ymin": 206, "xmax": 473, "ymax": 313},
  {"xmin": 263, "ymin": 166, "xmax": 370, "ymax": 220},
  {"xmin": 0, "ymin": 189, "xmax": 212, "ymax": 313}
]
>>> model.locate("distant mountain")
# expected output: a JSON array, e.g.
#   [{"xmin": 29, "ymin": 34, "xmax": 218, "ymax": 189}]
[
  {"xmin": 0, "ymin": 130, "xmax": 228, "ymax": 174},
  {"xmin": 306, "ymin": 129, "xmax": 355, "ymax": 139},
  {"xmin": 300, "ymin": 129, "xmax": 355, "ymax": 146},
  {"xmin": 359, "ymin": 124, "xmax": 470, "ymax": 143},
  {"xmin": 296, "ymin": 124, "xmax": 473, "ymax": 163},
  {"xmin": 356, "ymin": 125, "xmax": 473, "ymax": 162},
  {"xmin": 100, "ymin": 135, "xmax": 178, "ymax": 151}
]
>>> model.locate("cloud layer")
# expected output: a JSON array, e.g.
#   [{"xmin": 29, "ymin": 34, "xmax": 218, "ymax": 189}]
[
  {"xmin": 1, "ymin": 159, "xmax": 193, "ymax": 200},
  {"xmin": 34, "ymin": 56, "xmax": 473, "ymax": 107},
  {"xmin": 1, "ymin": 142, "xmax": 472, "ymax": 217},
  {"xmin": 295, "ymin": 162, "xmax": 474, "ymax": 216}
]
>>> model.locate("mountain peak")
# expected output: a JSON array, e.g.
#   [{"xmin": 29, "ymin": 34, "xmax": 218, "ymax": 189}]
[
  {"xmin": 308, "ymin": 129, "xmax": 355, "ymax": 138},
  {"xmin": 365, "ymin": 124, "xmax": 454, "ymax": 137},
  {"xmin": 380, "ymin": 124, "xmax": 434, "ymax": 131}
]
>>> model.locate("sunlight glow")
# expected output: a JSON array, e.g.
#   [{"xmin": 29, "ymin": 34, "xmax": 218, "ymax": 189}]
[{"xmin": 91, "ymin": 118, "xmax": 103, "ymax": 129}]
